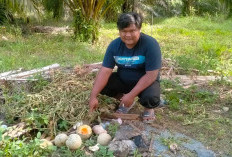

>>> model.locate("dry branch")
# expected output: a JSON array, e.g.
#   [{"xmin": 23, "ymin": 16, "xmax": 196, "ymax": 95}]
[
  {"xmin": 0, "ymin": 68, "xmax": 23, "ymax": 78},
  {"xmin": 126, "ymin": 122, "xmax": 143, "ymax": 134},
  {"xmin": 0, "ymin": 64, "xmax": 60, "ymax": 81},
  {"xmin": 100, "ymin": 112, "xmax": 140, "ymax": 121},
  {"xmin": 112, "ymin": 113, "xmax": 140, "ymax": 120},
  {"xmin": 149, "ymin": 132, "xmax": 155, "ymax": 152},
  {"xmin": 2, "ymin": 122, "xmax": 31, "ymax": 139}
]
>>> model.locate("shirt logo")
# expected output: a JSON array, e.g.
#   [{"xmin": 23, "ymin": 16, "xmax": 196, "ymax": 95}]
[{"xmin": 114, "ymin": 55, "xmax": 145, "ymax": 67}]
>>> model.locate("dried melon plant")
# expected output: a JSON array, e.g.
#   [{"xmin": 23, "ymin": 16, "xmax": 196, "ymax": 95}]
[{"xmin": 1, "ymin": 70, "xmax": 115, "ymax": 136}]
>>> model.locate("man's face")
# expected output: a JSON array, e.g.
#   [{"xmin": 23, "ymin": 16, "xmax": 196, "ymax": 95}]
[{"xmin": 119, "ymin": 24, "xmax": 141, "ymax": 48}]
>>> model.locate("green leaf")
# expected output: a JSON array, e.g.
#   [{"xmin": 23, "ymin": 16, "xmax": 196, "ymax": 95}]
[{"xmin": 37, "ymin": 132, "xmax": 41, "ymax": 139}]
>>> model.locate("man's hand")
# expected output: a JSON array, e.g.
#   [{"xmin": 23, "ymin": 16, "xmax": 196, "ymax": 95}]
[
  {"xmin": 88, "ymin": 67, "xmax": 113, "ymax": 112},
  {"xmin": 120, "ymin": 93, "xmax": 135, "ymax": 108},
  {"xmin": 89, "ymin": 97, "xmax": 99, "ymax": 112}
]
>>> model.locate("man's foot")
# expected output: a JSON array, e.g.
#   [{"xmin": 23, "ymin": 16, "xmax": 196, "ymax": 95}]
[
  {"xmin": 142, "ymin": 109, "xmax": 155, "ymax": 123},
  {"xmin": 116, "ymin": 101, "xmax": 136, "ymax": 114}
]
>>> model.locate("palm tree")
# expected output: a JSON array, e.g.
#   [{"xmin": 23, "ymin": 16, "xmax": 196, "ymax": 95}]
[
  {"xmin": 1, "ymin": 0, "xmax": 118, "ymax": 42},
  {"xmin": 65, "ymin": 0, "xmax": 118, "ymax": 42},
  {"xmin": 182, "ymin": 0, "xmax": 196, "ymax": 15},
  {"xmin": 219, "ymin": 0, "xmax": 232, "ymax": 18},
  {"xmin": 43, "ymin": 0, "xmax": 64, "ymax": 19},
  {"xmin": 0, "ymin": 0, "xmax": 40, "ymax": 19},
  {"xmin": 42, "ymin": 0, "xmax": 118, "ymax": 42}
]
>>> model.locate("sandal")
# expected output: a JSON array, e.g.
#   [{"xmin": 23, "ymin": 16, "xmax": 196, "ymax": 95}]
[
  {"xmin": 116, "ymin": 101, "xmax": 136, "ymax": 114},
  {"xmin": 142, "ymin": 110, "xmax": 156, "ymax": 123}
]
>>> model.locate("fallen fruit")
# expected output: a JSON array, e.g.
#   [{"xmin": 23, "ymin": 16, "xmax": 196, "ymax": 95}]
[
  {"xmin": 54, "ymin": 133, "xmax": 68, "ymax": 147},
  {"xmin": 76, "ymin": 125, "xmax": 92, "ymax": 140},
  {"xmin": 66, "ymin": 134, "xmax": 82, "ymax": 150},
  {"xmin": 92, "ymin": 125, "xmax": 107, "ymax": 135},
  {"xmin": 40, "ymin": 139, "xmax": 53, "ymax": 149},
  {"xmin": 97, "ymin": 133, "xmax": 112, "ymax": 146}
]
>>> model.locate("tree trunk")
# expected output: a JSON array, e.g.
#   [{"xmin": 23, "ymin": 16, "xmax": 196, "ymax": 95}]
[
  {"xmin": 182, "ymin": 0, "xmax": 195, "ymax": 16},
  {"xmin": 228, "ymin": 2, "xmax": 232, "ymax": 18},
  {"xmin": 122, "ymin": 0, "xmax": 135, "ymax": 13},
  {"xmin": 122, "ymin": 0, "xmax": 129, "ymax": 13}
]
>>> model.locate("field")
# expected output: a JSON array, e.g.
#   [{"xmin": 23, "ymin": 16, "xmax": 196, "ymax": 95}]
[{"xmin": 0, "ymin": 16, "xmax": 232, "ymax": 156}]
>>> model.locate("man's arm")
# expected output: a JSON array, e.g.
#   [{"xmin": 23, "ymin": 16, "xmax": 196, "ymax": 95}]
[
  {"xmin": 89, "ymin": 66, "xmax": 113, "ymax": 112},
  {"xmin": 121, "ymin": 69, "xmax": 159, "ymax": 107}
]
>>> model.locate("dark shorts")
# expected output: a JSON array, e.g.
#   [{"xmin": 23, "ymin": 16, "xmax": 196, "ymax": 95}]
[{"xmin": 100, "ymin": 73, "xmax": 160, "ymax": 109}]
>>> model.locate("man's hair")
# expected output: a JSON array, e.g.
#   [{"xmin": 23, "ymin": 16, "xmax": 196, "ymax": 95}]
[{"xmin": 117, "ymin": 12, "xmax": 142, "ymax": 30}]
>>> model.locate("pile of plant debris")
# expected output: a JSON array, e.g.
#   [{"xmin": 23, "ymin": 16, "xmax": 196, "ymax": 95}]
[
  {"xmin": 0, "ymin": 69, "xmax": 143, "ymax": 156},
  {"xmin": 1, "ymin": 70, "xmax": 117, "ymax": 137}
]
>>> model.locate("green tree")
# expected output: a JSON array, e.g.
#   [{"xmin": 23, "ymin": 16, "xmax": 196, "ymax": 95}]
[
  {"xmin": 0, "ymin": 2, "xmax": 8, "ymax": 24},
  {"xmin": 43, "ymin": 0, "xmax": 64, "ymax": 19},
  {"xmin": 182, "ymin": 0, "xmax": 196, "ymax": 15},
  {"xmin": 219, "ymin": 0, "xmax": 232, "ymax": 18},
  {"xmin": 65, "ymin": 0, "xmax": 117, "ymax": 42},
  {"xmin": 0, "ymin": 0, "xmax": 40, "ymax": 20},
  {"xmin": 103, "ymin": 0, "xmax": 124, "ymax": 22},
  {"xmin": 1, "ymin": 0, "xmax": 117, "ymax": 42}
]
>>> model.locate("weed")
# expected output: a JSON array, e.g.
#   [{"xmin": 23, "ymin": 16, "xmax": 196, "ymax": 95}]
[
  {"xmin": 52, "ymin": 146, "xmax": 86, "ymax": 157},
  {"xmin": 30, "ymin": 74, "xmax": 50, "ymax": 93},
  {"xmin": 57, "ymin": 119, "xmax": 70, "ymax": 131},
  {"xmin": 160, "ymin": 136, "xmax": 180, "ymax": 147},
  {"xmin": 107, "ymin": 123, "xmax": 120, "ymax": 137},
  {"xmin": 25, "ymin": 111, "xmax": 49, "ymax": 131},
  {"xmin": 0, "ymin": 131, "xmax": 56, "ymax": 156},
  {"xmin": 0, "ymin": 121, "xmax": 7, "ymax": 141},
  {"xmin": 94, "ymin": 145, "xmax": 114, "ymax": 157},
  {"xmin": 209, "ymin": 79, "xmax": 232, "ymax": 87},
  {"xmin": 161, "ymin": 79, "xmax": 181, "ymax": 89},
  {"xmin": 133, "ymin": 149, "xmax": 142, "ymax": 157},
  {"xmin": 84, "ymin": 138, "xmax": 96, "ymax": 147},
  {"xmin": 162, "ymin": 80, "xmax": 219, "ymax": 115}
]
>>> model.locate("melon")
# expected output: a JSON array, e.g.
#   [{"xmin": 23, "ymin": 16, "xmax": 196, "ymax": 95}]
[
  {"xmin": 40, "ymin": 139, "xmax": 53, "ymax": 149},
  {"xmin": 97, "ymin": 133, "xmax": 112, "ymax": 146},
  {"xmin": 92, "ymin": 125, "xmax": 107, "ymax": 135},
  {"xmin": 66, "ymin": 134, "xmax": 82, "ymax": 150},
  {"xmin": 54, "ymin": 133, "xmax": 68, "ymax": 147},
  {"xmin": 76, "ymin": 125, "xmax": 92, "ymax": 140}
]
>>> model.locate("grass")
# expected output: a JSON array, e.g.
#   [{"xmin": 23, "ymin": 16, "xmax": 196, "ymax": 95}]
[
  {"xmin": 102, "ymin": 16, "xmax": 232, "ymax": 76},
  {"xmin": 0, "ymin": 26, "xmax": 104, "ymax": 73},
  {"xmin": 159, "ymin": 79, "xmax": 232, "ymax": 156},
  {"xmin": 1, "ymin": 16, "xmax": 232, "ymax": 76},
  {"xmin": 153, "ymin": 17, "xmax": 232, "ymax": 76}
]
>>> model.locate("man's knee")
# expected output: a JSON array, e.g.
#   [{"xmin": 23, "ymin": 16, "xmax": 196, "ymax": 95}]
[{"xmin": 139, "ymin": 95, "xmax": 160, "ymax": 109}]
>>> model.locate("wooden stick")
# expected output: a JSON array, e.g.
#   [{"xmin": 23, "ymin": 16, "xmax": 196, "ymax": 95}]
[
  {"xmin": 0, "ymin": 64, "xmax": 60, "ymax": 80},
  {"xmin": 0, "ymin": 78, "xmax": 38, "ymax": 81},
  {"xmin": 100, "ymin": 112, "xmax": 140, "ymax": 121},
  {"xmin": 0, "ymin": 68, "xmax": 22, "ymax": 77},
  {"xmin": 2, "ymin": 122, "xmax": 30, "ymax": 139},
  {"xmin": 161, "ymin": 75, "xmax": 232, "ymax": 82},
  {"xmin": 126, "ymin": 122, "xmax": 143, "ymax": 134},
  {"xmin": 149, "ymin": 132, "xmax": 155, "ymax": 152},
  {"xmin": 112, "ymin": 113, "xmax": 140, "ymax": 120}
]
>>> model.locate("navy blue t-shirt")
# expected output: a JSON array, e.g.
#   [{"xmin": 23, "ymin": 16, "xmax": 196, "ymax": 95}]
[{"xmin": 102, "ymin": 33, "xmax": 161, "ymax": 84}]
